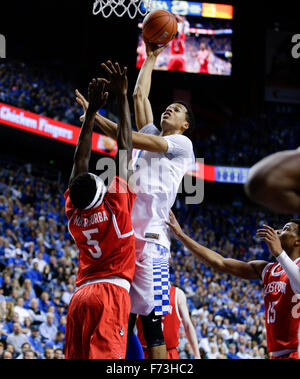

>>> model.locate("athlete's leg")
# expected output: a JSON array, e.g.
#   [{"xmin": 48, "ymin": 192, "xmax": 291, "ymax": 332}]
[
  {"xmin": 130, "ymin": 241, "xmax": 170, "ymax": 359},
  {"xmin": 140, "ymin": 309, "xmax": 167, "ymax": 359}
]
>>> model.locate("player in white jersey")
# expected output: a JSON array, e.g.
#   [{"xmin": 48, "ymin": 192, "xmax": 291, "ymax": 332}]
[
  {"xmin": 129, "ymin": 40, "xmax": 195, "ymax": 359},
  {"xmin": 75, "ymin": 51, "xmax": 195, "ymax": 358}
]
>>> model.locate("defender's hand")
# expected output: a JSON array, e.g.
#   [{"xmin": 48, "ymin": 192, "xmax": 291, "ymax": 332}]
[
  {"xmin": 87, "ymin": 78, "xmax": 108, "ymax": 113},
  {"xmin": 100, "ymin": 61, "xmax": 128, "ymax": 96},
  {"xmin": 165, "ymin": 210, "xmax": 184, "ymax": 240}
]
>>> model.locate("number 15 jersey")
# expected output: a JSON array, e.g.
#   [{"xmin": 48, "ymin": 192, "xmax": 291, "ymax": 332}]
[
  {"xmin": 262, "ymin": 258, "xmax": 300, "ymax": 355},
  {"xmin": 64, "ymin": 176, "xmax": 136, "ymax": 288}
]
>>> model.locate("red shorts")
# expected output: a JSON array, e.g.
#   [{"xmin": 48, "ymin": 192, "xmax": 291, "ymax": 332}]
[
  {"xmin": 270, "ymin": 351, "xmax": 298, "ymax": 359},
  {"xmin": 65, "ymin": 282, "xmax": 131, "ymax": 359},
  {"xmin": 167, "ymin": 348, "xmax": 180, "ymax": 359}
]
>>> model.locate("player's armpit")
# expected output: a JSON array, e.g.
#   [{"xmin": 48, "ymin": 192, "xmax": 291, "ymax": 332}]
[{"xmin": 132, "ymin": 132, "xmax": 168, "ymax": 152}]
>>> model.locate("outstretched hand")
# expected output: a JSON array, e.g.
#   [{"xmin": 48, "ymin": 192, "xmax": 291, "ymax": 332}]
[
  {"xmin": 100, "ymin": 61, "xmax": 128, "ymax": 96},
  {"xmin": 87, "ymin": 78, "xmax": 108, "ymax": 113},
  {"xmin": 143, "ymin": 37, "xmax": 169, "ymax": 57},
  {"xmin": 256, "ymin": 224, "xmax": 283, "ymax": 257},
  {"xmin": 165, "ymin": 210, "xmax": 184, "ymax": 240}
]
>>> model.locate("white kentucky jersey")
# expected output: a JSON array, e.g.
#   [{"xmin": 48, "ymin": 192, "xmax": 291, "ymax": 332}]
[{"xmin": 131, "ymin": 123, "xmax": 195, "ymax": 249}]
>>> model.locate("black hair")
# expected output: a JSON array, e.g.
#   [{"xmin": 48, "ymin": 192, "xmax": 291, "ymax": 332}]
[
  {"xmin": 290, "ymin": 219, "xmax": 300, "ymax": 236},
  {"xmin": 174, "ymin": 100, "xmax": 196, "ymax": 135},
  {"xmin": 69, "ymin": 173, "xmax": 97, "ymax": 210}
]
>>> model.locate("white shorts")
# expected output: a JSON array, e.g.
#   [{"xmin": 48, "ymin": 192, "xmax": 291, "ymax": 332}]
[{"xmin": 130, "ymin": 239, "xmax": 171, "ymax": 316}]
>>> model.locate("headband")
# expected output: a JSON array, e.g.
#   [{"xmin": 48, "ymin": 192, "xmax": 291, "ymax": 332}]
[{"xmin": 84, "ymin": 173, "xmax": 107, "ymax": 210}]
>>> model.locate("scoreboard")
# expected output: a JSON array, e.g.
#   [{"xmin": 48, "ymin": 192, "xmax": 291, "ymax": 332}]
[{"xmin": 142, "ymin": 1, "xmax": 233, "ymax": 18}]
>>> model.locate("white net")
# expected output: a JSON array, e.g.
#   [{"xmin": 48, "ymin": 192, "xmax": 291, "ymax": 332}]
[{"xmin": 93, "ymin": 0, "xmax": 152, "ymax": 19}]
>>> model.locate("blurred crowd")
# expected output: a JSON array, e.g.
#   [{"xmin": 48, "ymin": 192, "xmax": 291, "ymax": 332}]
[
  {"xmin": 0, "ymin": 164, "xmax": 291, "ymax": 359},
  {"xmin": 194, "ymin": 113, "xmax": 300, "ymax": 167},
  {"xmin": 0, "ymin": 166, "xmax": 71, "ymax": 359},
  {"xmin": 0, "ymin": 61, "xmax": 83, "ymax": 126}
]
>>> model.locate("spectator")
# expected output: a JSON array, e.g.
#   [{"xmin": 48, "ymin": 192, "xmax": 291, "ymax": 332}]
[
  {"xmin": 226, "ymin": 343, "xmax": 240, "ymax": 359},
  {"xmin": 13, "ymin": 297, "xmax": 30, "ymax": 325},
  {"xmin": 236, "ymin": 344, "xmax": 252, "ymax": 359},
  {"xmin": 24, "ymin": 349, "xmax": 36, "ymax": 359},
  {"xmin": 53, "ymin": 330, "xmax": 65, "ymax": 351},
  {"xmin": 217, "ymin": 345, "xmax": 228, "ymax": 359},
  {"xmin": 23, "ymin": 262, "xmax": 42, "ymax": 287},
  {"xmin": 43, "ymin": 346, "xmax": 55, "ymax": 359},
  {"xmin": 27, "ymin": 297, "xmax": 46, "ymax": 326},
  {"xmin": 2, "ymin": 350, "xmax": 13, "ymax": 359},
  {"xmin": 39, "ymin": 312, "xmax": 57, "ymax": 344},
  {"xmin": 61, "ymin": 284, "xmax": 74, "ymax": 306},
  {"xmin": 16, "ymin": 341, "xmax": 31, "ymax": 359},
  {"xmin": 6, "ymin": 322, "xmax": 29, "ymax": 355},
  {"xmin": 22, "ymin": 278, "xmax": 36, "ymax": 300},
  {"xmin": 0, "ymin": 341, "xmax": 4, "ymax": 358},
  {"xmin": 38, "ymin": 292, "xmax": 53, "ymax": 313},
  {"xmin": 207, "ymin": 344, "xmax": 219, "ymax": 359},
  {"xmin": 54, "ymin": 347, "xmax": 64, "ymax": 359},
  {"xmin": 28, "ymin": 324, "xmax": 44, "ymax": 358},
  {"xmin": 31, "ymin": 250, "xmax": 47, "ymax": 273}
]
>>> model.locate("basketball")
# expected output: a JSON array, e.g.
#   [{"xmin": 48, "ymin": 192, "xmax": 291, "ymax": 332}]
[{"xmin": 142, "ymin": 9, "xmax": 178, "ymax": 45}]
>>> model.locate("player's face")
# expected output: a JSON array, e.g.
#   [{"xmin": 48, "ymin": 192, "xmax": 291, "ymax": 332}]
[
  {"xmin": 161, "ymin": 103, "xmax": 188, "ymax": 132},
  {"xmin": 278, "ymin": 222, "xmax": 300, "ymax": 249}
]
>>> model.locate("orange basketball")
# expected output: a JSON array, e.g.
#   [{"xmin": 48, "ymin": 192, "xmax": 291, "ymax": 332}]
[{"xmin": 142, "ymin": 10, "xmax": 178, "ymax": 45}]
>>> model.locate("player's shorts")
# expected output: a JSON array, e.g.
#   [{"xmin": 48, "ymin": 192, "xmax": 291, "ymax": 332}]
[
  {"xmin": 65, "ymin": 279, "xmax": 131, "ymax": 359},
  {"xmin": 167, "ymin": 348, "xmax": 180, "ymax": 359},
  {"xmin": 130, "ymin": 239, "xmax": 170, "ymax": 316},
  {"xmin": 270, "ymin": 350, "xmax": 298, "ymax": 359}
]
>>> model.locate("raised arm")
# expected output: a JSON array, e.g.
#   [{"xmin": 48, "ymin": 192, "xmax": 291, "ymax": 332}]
[
  {"xmin": 166, "ymin": 211, "xmax": 268, "ymax": 280},
  {"xmin": 76, "ymin": 89, "xmax": 168, "ymax": 152},
  {"xmin": 133, "ymin": 40, "xmax": 168, "ymax": 130},
  {"xmin": 69, "ymin": 78, "xmax": 108, "ymax": 185},
  {"xmin": 102, "ymin": 61, "xmax": 133, "ymax": 181},
  {"xmin": 245, "ymin": 149, "xmax": 300, "ymax": 214},
  {"xmin": 177, "ymin": 288, "xmax": 200, "ymax": 359}
]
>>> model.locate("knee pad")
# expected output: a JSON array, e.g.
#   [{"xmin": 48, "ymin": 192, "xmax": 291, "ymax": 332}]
[{"xmin": 140, "ymin": 309, "xmax": 165, "ymax": 348}]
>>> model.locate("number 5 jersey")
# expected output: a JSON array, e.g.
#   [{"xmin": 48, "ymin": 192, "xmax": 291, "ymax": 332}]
[{"xmin": 64, "ymin": 176, "xmax": 136, "ymax": 288}]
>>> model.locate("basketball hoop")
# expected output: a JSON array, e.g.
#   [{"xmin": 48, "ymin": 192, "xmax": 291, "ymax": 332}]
[{"xmin": 93, "ymin": 0, "xmax": 152, "ymax": 19}]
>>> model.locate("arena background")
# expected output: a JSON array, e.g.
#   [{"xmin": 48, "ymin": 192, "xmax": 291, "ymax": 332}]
[{"xmin": 0, "ymin": 0, "xmax": 300, "ymax": 360}]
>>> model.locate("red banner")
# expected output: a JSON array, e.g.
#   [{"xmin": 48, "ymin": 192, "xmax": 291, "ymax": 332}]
[{"xmin": 0, "ymin": 102, "xmax": 118, "ymax": 157}]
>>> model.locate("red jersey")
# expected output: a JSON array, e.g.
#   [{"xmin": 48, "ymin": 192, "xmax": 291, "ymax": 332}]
[
  {"xmin": 137, "ymin": 286, "xmax": 181, "ymax": 350},
  {"xmin": 262, "ymin": 258, "xmax": 300, "ymax": 355},
  {"xmin": 65, "ymin": 176, "xmax": 136, "ymax": 287}
]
